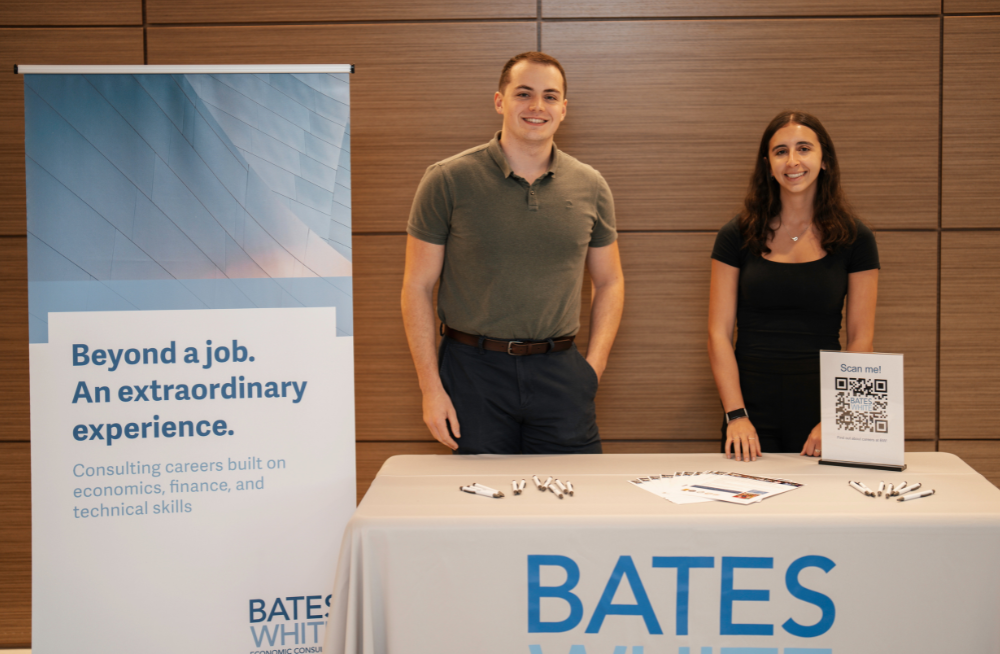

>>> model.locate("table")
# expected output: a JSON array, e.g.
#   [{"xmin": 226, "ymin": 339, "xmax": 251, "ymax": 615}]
[{"xmin": 324, "ymin": 453, "xmax": 1000, "ymax": 653}]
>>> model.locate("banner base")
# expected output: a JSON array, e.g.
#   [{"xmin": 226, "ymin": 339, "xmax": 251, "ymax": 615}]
[{"xmin": 819, "ymin": 458, "xmax": 907, "ymax": 472}]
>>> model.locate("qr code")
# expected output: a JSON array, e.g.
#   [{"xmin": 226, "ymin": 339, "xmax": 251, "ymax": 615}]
[{"xmin": 834, "ymin": 377, "xmax": 889, "ymax": 433}]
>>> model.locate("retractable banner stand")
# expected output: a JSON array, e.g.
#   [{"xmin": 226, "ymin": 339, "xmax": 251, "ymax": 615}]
[
  {"xmin": 819, "ymin": 351, "xmax": 905, "ymax": 471},
  {"xmin": 21, "ymin": 66, "xmax": 355, "ymax": 652}
]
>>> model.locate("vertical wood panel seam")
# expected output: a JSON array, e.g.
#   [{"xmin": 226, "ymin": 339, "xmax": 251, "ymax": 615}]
[
  {"xmin": 537, "ymin": 0, "xmax": 542, "ymax": 49},
  {"xmin": 142, "ymin": 0, "xmax": 149, "ymax": 63},
  {"xmin": 936, "ymin": 6, "xmax": 943, "ymax": 452}
]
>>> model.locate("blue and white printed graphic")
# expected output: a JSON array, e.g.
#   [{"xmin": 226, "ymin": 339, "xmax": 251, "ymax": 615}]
[
  {"xmin": 25, "ymin": 72, "xmax": 353, "ymax": 342},
  {"xmin": 26, "ymin": 71, "xmax": 355, "ymax": 653}
]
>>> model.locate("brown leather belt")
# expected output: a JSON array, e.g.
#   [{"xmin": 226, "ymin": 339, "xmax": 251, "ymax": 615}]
[{"xmin": 442, "ymin": 325, "xmax": 575, "ymax": 356}]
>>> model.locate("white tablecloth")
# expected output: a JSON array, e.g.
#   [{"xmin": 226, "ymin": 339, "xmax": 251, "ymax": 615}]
[{"xmin": 324, "ymin": 452, "xmax": 1000, "ymax": 653}]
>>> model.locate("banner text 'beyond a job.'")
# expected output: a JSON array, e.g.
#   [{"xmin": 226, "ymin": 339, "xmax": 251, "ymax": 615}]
[{"xmin": 68, "ymin": 340, "xmax": 308, "ymax": 446}]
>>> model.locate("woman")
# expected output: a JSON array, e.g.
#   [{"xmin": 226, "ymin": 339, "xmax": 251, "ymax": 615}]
[{"xmin": 708, "ymin": 111, "xmax": 879, "ymax": 462}]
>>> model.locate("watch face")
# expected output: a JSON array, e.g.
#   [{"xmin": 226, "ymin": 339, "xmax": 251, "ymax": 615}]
[{"xmin": 726, "ymin": 408, "xmax": 747, "ymax": 423}]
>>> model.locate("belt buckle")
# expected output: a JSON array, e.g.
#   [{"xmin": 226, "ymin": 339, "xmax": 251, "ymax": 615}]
[{"xmin": 506, "ymin": 340, "xmax": 524, "ymax": 355}]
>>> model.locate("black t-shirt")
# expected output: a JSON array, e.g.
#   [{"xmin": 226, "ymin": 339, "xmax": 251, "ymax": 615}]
[{"xmin": 711, "ymin": 216, "xmax": 880, "ymax": 360}]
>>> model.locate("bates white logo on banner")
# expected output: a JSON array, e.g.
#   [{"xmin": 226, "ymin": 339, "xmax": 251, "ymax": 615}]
[{"xmin": 819, "ymin": 351, "xmax": 904, "ymax": 468}]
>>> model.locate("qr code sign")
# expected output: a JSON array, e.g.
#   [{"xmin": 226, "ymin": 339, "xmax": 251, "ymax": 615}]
[{"xmin": 834, "ymin": 377, "xmax": 889, "ymax": 433}]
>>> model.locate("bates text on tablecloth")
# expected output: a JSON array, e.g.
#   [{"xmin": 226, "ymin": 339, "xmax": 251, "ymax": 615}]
[{"xmin": 529, "ymin": 553, "xmax": 836, "ymax": 652}]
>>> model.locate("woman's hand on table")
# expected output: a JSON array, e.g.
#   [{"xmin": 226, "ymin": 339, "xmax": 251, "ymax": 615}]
[
  {"xmin": 725, "ymin": 418, "xmax": 762, "ymax": 462},
  {"xmin": 800, "ymin": 423, "xmax": 822, "ymax": 457}
]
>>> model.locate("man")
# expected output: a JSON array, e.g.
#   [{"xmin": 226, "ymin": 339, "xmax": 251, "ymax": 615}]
[{"xmin": 401, "ymin": 51, "xmax": 624, "ymax": 454}]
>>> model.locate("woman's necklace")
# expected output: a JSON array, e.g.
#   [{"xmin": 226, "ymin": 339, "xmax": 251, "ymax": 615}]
[{"xmin": 786, "ymin": 221, "xmax": 812, "ymax": 242}]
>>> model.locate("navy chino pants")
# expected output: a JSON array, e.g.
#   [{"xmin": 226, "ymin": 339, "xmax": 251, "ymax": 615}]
[{"xmin": 439, "ymin": 336, "xmax": 602, "ymax": 455}]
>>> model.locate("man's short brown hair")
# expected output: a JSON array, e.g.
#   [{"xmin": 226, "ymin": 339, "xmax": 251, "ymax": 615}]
[{"xmin": 498, "ymin": 52, "xmax": 567, "ymax": 97}]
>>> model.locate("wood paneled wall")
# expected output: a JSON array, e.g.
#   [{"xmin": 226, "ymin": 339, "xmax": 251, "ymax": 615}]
[{"xmin": 2, "ymin": 2, "xmax": 1000, "ymax": 647}]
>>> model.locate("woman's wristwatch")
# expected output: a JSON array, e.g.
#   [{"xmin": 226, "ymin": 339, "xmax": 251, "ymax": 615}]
[{"xmin": 725, "ymin": 408, "xmax": 748, "ymax": 423}]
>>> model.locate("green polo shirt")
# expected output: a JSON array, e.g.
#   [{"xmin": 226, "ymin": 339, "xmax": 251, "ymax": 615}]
[{"xmin": 407, "ymin": 132, "xmax": 617, "ymax": 340}]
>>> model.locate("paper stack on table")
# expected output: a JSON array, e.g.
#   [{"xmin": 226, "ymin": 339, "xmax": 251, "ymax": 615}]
[
  {"xmin": 629, "ymin": 472, "xmax": 713, "ymax": 504},
  {"xmin": 629, "ymin": 471, "xmax": 803, "ymax": 505}
]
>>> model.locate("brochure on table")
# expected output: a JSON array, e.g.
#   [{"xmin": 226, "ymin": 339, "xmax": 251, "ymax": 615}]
[
  {"xmin": 630, "ymin": 473, "xmax": 712, "ymax": 504},
  {"xmin": 820, "ymin": 350, "xmax": 905, "ymax": 471},
  {"xmin": 629, "ymin": 471, "xmax": 803, "ymax": 505}
]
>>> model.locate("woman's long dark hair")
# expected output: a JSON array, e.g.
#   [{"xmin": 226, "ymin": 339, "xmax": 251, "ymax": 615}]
[{"xmin": 739, "ymin": 111, "xmax": 860, "ymax": 255}]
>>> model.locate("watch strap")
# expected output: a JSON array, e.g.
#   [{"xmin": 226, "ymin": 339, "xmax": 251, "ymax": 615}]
[{"xmin": 726, "ymin": 407, "xmax": 748, "ymax": 423}]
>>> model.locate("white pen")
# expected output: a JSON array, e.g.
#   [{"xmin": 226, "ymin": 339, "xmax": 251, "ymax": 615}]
[
  {"xmin": 533, "ymin": 475, "xmax": 543, "ymax": 490},
  {"xmin": 884, "ymin": 483, "xmax": 893, "ymax": 499},
  {"xmin": 543, "ymin": 476, "xmax": 554, "ymax": 491},
  {"xmin": 877, "ymin": 481, "xmax": 885, "ymax": 497},
  {"xmin": 848, "ymin": 481, "xmax": 870, "ymax": 497},
  {"xmin": 548, "ymin": 484, "xmax": 564, "ymax": 500},
  {"xmin": 898, "ymin": 489, "xmax": 935, "ymax": 502},
  {"xmin": 857, "ymin": 481, "xmax": 876, "ymax": 496},
  {"xmin": 519, "ymin": 479, "xmax": 526, "ymax": 492},
  {"xmin": 893, "ymin": 481, "xmax": 907, "ymax": 497},
  {"xmin": 512, "ymin": 480, "xmax": 521, "ymax": 495},
  {"xmin": 472, "ymin": 483, "xmax": 500, "ymax": 494},
  {"xmin": 555, "ymin": 479, "xmax": 568, "ymax": 493},
  {"xmin": 566, "ymin": 480, "xmax": 574, "ymax": 496},
  {"xmin": 460, "ymin": 485, "xmax": 503, "ymax": 498},
  {"xmin": 899, "ymin": 482, "xmax": 921, "ymax": 495}
]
